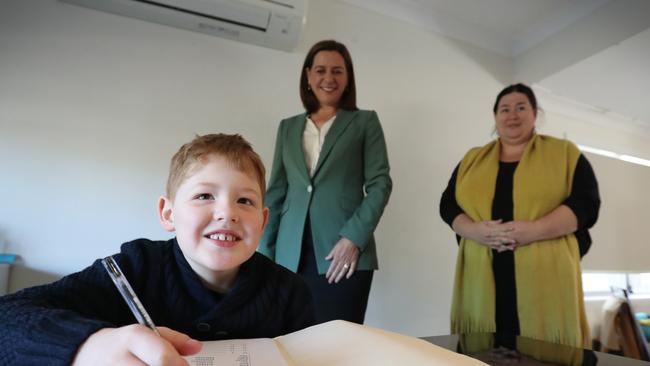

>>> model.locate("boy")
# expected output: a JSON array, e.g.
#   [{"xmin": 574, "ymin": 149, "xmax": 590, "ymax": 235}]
[{"xmin": 0, "ymin": 134, "xmax": 315, "ymax": 365}]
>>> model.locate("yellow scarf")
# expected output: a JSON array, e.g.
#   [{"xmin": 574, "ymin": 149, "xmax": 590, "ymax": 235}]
[{"xmin": 451, "ymin": 134, "xmax": 590, "ymax": 348}]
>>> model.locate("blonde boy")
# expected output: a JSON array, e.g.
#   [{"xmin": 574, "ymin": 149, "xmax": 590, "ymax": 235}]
[{"xmin": 0, "ymin": 134, "xmax": 314, "ymax": 365}]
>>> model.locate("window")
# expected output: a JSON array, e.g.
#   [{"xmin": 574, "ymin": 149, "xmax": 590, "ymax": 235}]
[
  {"xmin": 582, "ymin": 272, "xmax": 650, "ymax": 300},
  {"xmin": 629, "ymin": 273, "xmax": 650, "ymax": 295}
]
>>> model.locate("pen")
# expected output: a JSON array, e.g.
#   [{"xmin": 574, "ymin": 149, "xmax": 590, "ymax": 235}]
[{"xmin": 101, "ymin": 256, "xmax": 160, "ymax": 336}]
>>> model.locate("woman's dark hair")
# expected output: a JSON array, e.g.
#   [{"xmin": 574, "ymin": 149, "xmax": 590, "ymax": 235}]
[
  {"xmin": 492, "ymin": 83, "xmax": 537, "ymax": 114},
  {"xmin": 300, "ymin": 40, "xmax": 358, "ymax": 114}
]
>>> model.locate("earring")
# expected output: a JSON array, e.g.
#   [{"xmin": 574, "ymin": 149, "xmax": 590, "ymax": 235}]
[{"xmin": 307, "ymin": 85, "xmax": 311, "ymax": 91}]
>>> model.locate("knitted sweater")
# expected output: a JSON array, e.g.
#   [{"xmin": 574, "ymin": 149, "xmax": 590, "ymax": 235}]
[{"xmin": 0, "ymin": 238, "xmax": 315, "ymax": 365}]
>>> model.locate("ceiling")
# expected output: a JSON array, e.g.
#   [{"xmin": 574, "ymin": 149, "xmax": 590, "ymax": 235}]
[{"xmin": 339, "ymin": 0, "xmax": 650, "ymax": 134}]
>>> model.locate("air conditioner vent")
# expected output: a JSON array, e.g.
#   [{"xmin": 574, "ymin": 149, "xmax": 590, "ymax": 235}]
[{"xmin": 61, "ymin": 0, "xmax": 307, "ymax": 52}]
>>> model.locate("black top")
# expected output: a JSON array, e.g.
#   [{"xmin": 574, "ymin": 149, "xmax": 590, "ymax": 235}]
[
  {"xmin": 439, "ymin": 154, "xmax": 600, "ymax": 333},
  {"xmin": 0, "ymin": 238, "xmax": 315, "ymax": 365}
]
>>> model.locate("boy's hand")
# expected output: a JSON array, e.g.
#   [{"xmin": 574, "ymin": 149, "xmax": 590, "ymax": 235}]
[{"xmin": 73, "ymin": 325, "xmax": 202, "ymax": 366}]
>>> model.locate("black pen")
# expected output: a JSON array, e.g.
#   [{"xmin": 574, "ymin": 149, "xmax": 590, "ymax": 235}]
[{"xmin": 101, "ymin": 256, "xmax": 160, "ymax": 336}]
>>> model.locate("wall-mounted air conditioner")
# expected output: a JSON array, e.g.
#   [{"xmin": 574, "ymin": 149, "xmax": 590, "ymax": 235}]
[{"xmin": 61, "ymin": 0, "xmax": 307, "ymax": 52}]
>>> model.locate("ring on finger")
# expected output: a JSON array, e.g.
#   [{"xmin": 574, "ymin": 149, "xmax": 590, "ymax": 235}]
[{"xmin": 343, "ymin": 263, "xmax": 349, "ymax": 269}]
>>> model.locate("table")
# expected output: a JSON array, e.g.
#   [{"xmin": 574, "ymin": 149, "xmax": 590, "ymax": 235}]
[{"xmin": 422, "ymin": 333, "xmax": 649, "ymax": 365}]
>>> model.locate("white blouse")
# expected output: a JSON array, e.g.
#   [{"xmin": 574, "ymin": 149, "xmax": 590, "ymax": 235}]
[{"xmin": 302, "ymin": 115, "xmax": 335, "ymax": 177}]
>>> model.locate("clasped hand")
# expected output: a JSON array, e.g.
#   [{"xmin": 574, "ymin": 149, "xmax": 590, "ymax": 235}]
[{"xmin": 474, "ymin": 219, "xmax": 536, "ymax": 252}]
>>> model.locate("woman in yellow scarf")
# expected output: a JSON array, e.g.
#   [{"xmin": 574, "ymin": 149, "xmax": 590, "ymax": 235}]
[{"xmin": 439, "ymin": 83, "xmax": 600, "ymax": 348}]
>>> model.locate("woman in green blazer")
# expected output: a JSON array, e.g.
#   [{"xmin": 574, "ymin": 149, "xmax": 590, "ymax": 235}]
[{"xmin": 259, "ymin": 40, "xmax": 392, "ymax": 324}]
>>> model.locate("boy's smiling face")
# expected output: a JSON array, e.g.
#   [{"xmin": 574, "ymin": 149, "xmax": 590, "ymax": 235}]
[{"xmin": 158, "ymin": 154, "xmax": 268, "ymax": 292}]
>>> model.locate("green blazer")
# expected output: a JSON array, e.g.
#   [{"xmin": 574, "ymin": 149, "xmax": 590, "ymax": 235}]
[{"xmin": 259, "ymin": 109, "xmax": 392, "ymax": 274}]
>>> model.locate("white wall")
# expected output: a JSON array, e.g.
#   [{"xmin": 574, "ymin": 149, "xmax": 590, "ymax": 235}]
[
  {"xmin": 1, "ymin": 0, "xmax": 648, "ymax": 338},
  {"xmin": 540, "ymin": 106, "xmax": 650, "ymax": 273}
]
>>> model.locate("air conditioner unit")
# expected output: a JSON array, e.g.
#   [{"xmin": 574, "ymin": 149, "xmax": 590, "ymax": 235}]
[{"xmin": 61, "ymin": 0, "xmax": 307, "ymax": 52}]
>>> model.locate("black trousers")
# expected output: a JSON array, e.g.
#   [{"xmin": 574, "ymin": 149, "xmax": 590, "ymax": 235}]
[{"xmin": 297, "ymin": 218, "xmax": 373, "ymax": 324}]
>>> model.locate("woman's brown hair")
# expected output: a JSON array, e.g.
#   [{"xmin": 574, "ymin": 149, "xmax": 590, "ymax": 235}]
[{"xmin": 299, "ymin": 40, "xmax": 358, "ymax": 114}]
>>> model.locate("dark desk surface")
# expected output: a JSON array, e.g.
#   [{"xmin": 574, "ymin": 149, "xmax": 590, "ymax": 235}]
[{"xmin": 421, "ymin": 333, "xmax": 649, "ymax": 365}]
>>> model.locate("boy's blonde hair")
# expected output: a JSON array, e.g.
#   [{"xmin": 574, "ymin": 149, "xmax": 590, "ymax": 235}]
[{"xmin": 166, "ymin": 134, "xmax": 266, "ymax": 201}]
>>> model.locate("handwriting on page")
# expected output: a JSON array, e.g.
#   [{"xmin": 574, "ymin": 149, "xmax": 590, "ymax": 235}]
[
  {"xmin": 187, "ymin": 343, "xmax": 249, "ymax": 366},
  {"xmin": 185, "ymin": 338, "xmax": 289, "ymax": 366}
]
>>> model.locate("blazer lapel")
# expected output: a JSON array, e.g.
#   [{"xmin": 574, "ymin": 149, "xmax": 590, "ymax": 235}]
[
  {"xmin": 312, "ymin": 110, "xmax": 356, "ymax": 177},
  {"xmin": 287, "ymin": 113, "xmax": 311, "ymax": 183}
]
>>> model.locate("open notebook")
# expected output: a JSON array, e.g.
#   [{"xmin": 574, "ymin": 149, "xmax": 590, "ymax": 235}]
[{"xmin": 185, "ymin": 320, "xmax": 487, "ymax": 366}]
